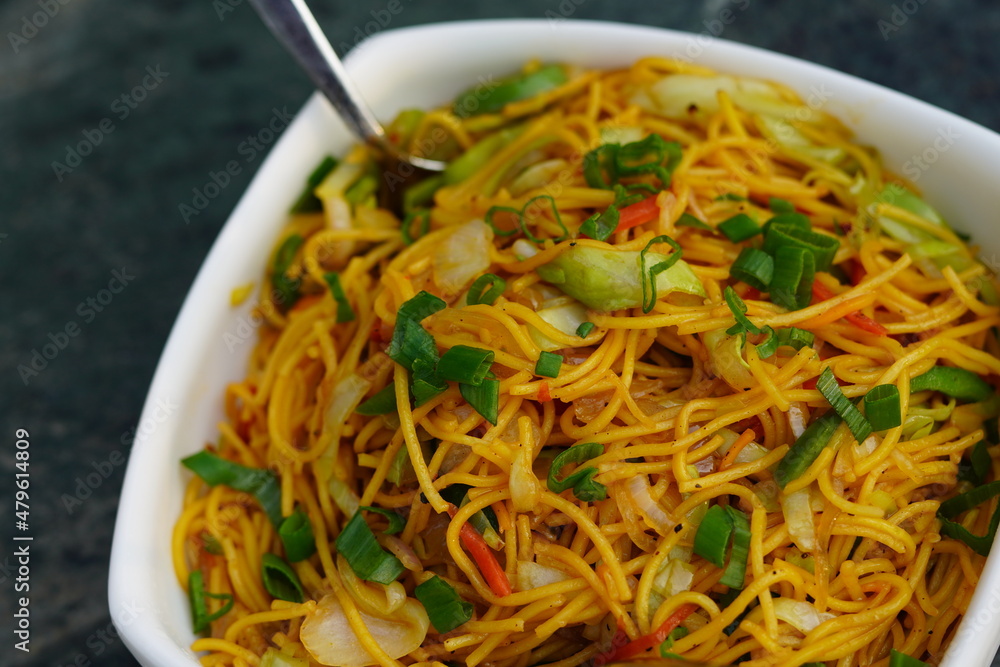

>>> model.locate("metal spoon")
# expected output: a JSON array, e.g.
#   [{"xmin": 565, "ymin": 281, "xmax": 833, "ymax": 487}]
[{"xmin": 246, "ymin": 0, "xmax": 448, "ymax": 173}]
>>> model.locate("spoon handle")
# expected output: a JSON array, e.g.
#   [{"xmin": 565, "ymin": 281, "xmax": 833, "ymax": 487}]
[{"xmin": 246, "ymin": 0, "xmax": 385, "ymax": 145}]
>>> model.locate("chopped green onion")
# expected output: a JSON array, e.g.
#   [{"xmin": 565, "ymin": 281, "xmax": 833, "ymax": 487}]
[
  {"xmin": 715, "ymin": 193, "xmax": 746, "ymax": 202},
  {"xmin": 580, "ymin": 205, "xmax": 620, "ymax": 241},
  {"xmin": 261, "ymin": 554, "xmax": 304, "ymax": 603},
  {"xmin": 271, "ymin": 234, "xmax": 304, "ymax": 310},
  {"xmin": 535, "ymin": 351, "xmax": 563, "ymax": 378},
  {"xmin": 182, "ymin": 451, "xmax": 282, "ymax": 527},
  {"xmin": 577, "ymin": 322, "xmax": 595, "ymax": 338},
  {"xmin": 290, "ymin": 156, "xmax": 337, "ymax": 214},
  {"xmin": 612, "ymin": 183, "xmax": 646, "ymax": 208},
  {"xmin": 693, "ymin": 504, "xmax": 733, "ymax": 568},
  {"xmin": 547, "ymin": 442, "xmax": 607, "ymax": 502},
  {"xmin": 755, "ymin": 326, "xmax": 778, "ymax": 359},
  {"xmin": 730, "ymin": 248, "xmax": 774, "ymax": 291},
  {"xmin": 938, "ymin": 485, "xmax": 1000, "ymax": 556},
  {"xmin": 454, "ymin": 65, "xmax": 567, "ymax": 116},
  {"xmin": 485, "ymin": 195, "xmax": 568, "ymax": 243},
  {"xmin": 356, "ymin": 385, "xmax": 398, "ymax": 416},
  {"xmin": 410, "ymin": 357, "xmax": 448, "ymax": 407},
  {"xmin": 278, "ymin": 509, "xmax": 316, "ymax": 562},
  {"xmin": 583, "ymin": 144, "xmax": 619, "ymax": 190},
  {"xmin": 676, "ymin": 213, "xmax": 715, "ymax": 232},
  {"xmin": 402, "ymin": 175, "xmax": 444, "ymax": 214},
  {"xmin": 659, "ymin": 626, "xmax": 689, "ymax": 658},
  {"xmin": 414, "ymin": 576, "xmax": 473, "ymax": 633},
  {"xmin": 444, "ymin": 127, "xmax": 520, "ymax": 185},
  {"xmin": 344, "ymin": 173, "xmax": 378, "ymax": 206},
  {"xmin": 770, "ymin": 245, "xmax": 815, "ymax": 311},
  {"xmin": 776, "ymin": 327, "xmax": 815, "ymax": 351},
  {"xmin": 201, "ymin": 532, "xmax": 223, "ymax": 555},
  {"xmin": 889, "ymin": 649, "xmax": 931, "ymax": 667},
  {"xmin": 969, "ymin": 440, "xmax": 992, "ymax": 485},
  {"xmin": 762, "ymin": 212, "xmax": 810, "ymax": 236},
  {"xmin": 640, "ymin": 235, "xmax": 683, "ymax": 314},
  {"xmin": 401, "ymin": 209, "xmax": 431, "ymax": 245},
  {"xmin": 387, "ymin": 291, "xmax": 446, "ymax": 371},
  {"xmin": 817, "ymin": 367, "xmax": 872, "ymax": 444},
  {"xmin": 723, "ymin": 286, "xmax": 761, "ymax": 335},
  {"xmin": 468, "ymin": 274, "xmax": 505, "ymax": 306},
  {"xmin": 910, "ymin": 366, "xmax": 994, "ymax": 403},
  {"xmin": 188, "ymin": 570, "xmax": 233, "ymax": 633},
  {"xmin": 719, "ymin": 506, "xmax": 750, "ymax": 589},
  {"xmin": 336, "ymin": 511, "xmax": 405, "ymax": 584},
  {"xmin": 718, "ymin": 214, "xmax": 761, "ymax": 243},
  {"xmin": 460, "ymin": 377, "xmax": 500, "ymax": 426},
  {"xmin": 584, "ymin": 135, "xmax": 682, "ymax": 190},
  {"xmin": 323, "ymin": 272, "xmax": 355, "ymax": 323},
  {"xmin": 763, "ymin": 223, "xmax": 839, "ymax": 272},
  {"xmin": 769, "ymin": 197, "xmax": 795, "ymax": 214},
  {"xmin": 438, "ymin": 345, "xmax": 495, "ymax": 385},
  {"xmin": 863, "ymin": 385, "xmax": 902, "ymax": 431},
  {"xmin": 359, "ymin": 506, "xmax": 405, "ymax": 535},
  {"xmin": 774, "ymin": 411, "xmax": 842, "ymax": 488}
]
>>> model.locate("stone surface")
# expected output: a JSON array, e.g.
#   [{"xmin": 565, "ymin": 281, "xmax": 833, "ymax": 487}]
[{"xmin": 2, "ymin": 0, "xmax": 999, "ymax": 665}]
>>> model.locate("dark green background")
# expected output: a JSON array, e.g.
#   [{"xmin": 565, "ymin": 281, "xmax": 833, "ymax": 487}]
[{"xmin": 2, "ymin": 0, "xmax": 999, "ymax": 665}]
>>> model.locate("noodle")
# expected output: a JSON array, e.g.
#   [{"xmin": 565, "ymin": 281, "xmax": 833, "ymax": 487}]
[{"xmin": 174, "ymin": 58, "xmax": 1000, "ymax": 666}]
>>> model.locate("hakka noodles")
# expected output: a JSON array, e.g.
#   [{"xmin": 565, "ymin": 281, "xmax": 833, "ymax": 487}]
[{"xmin": 172, "ymin": 57, "xmax": 1000, "ymax": 667}]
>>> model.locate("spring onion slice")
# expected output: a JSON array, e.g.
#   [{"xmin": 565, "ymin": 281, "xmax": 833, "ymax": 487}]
[
  {"xmin": 769, "ymin": 197, "xmax": 795, "ymax": 214},
  {"xmin": 535, "ymin": 351, "xmax": 563, "ymax": 378},
  {"xmin": 188, "ymin": 570, "xmax": 234, "ymax": 633},
  {"xmin": 967, "ymin": 440, "xmax": 992, "ymax": 485},
  {"xmin": 460, "ymin": 377, "xmax": 500, "ymax": 426},
  {"xmin": 271, "ymin": 234, "xmax": 304, "ymax": 310},
  {"xmin": 583, "ymin": 144, "xmax": 618, "ymax": 189},
  {"xmin": 719, "ymin": 506, "xmax": 751, "ymax": 589},
  {"xmin": 723, "ymin": 286, "xmax": 761, "ymax": 335},
  {"xmin": 659, "ymin": 627, "xmax": 689, "ymax": 658},
  {"xmin": 817, "ymin": 367, "xmax": 872, "ymax": 444},
  {"xmin": 387, "ymin": 291, "xmax": 446, "ymax": 372},
  {"xmin": 763, "ymin": 223, "xmax": 839, "ymax": 271},
  {"xmin": 640, "ymin": 235, "xmax": 683, "ymax": 314},
  {"xmin": 730, "ymin": 248, "xmax": 773, "ymax": 291},
  {"xmin": 359, "ymin": 506, "xmax": 405, "ymax": 535},
  {"xmin": 336, "ymin": 511, "xmax": 405, "ymax": 584},
  {"xmin": 278, "ymin": 509, "xmax": 316, "ymax": 562},
  {"xmin": 762, "ymin": 212, "xmax": 810, "ymax": 236},
  {"xmin": 547, "ymin": 442, "xmax": 607, "ymax": 502},
  {"xmin": 863, "ymin": 385, "xmax": 902, "ymax": 431},
  {"xmin": 577, "ymin": 321, "xmax": 595, "ymax": 337},
  {"xmin": 910, "ymin": 366, "xmax": 994, "ymax": 403},
  {"xmin": 485, "ymin": 194, "xmax": 569, "ymax": 243},
  {"xmin": 401, "ymin": 209, "xmax": 431, "ymax": 245},
  {"xmin": 888, "ymin": 649, "xmax": 931, "ymax": 667},
  {"xmin": 467, "ymin": 273, "xmax": 506, "ymax": 306},
  {"xmin": 261, "ymin": 553, "xmax": 305, "ymax": 603},
  {"xmin": 438, "ymin": 345, "xmax": 495, "ymax": 385},
  {"xmin": 182, "ymin": 451, "xmax": 282, "ymax": 527},
  {"xmin": 454, "ymin": 64, "xmax": 567, "ymax": 115},
  {"xmin": 290, "ymin": 155, "xmax": 337, "ymax": 214},
  {"xmin": 411, "ymin": 357, "xmax": 449, "ymax": 407},
  {"xmin": 693, "ymin": 504, "xmax": 733, "ymax": 568},
  {"xmin": 676, "ymin": 213, "xmax": 715, "ymax": 232},
  {"xmin": 774, "ymin": 411, "xmax": 842, "ymax": 488},
  {"xmin": 403, "ymin": 176, "xmax": 443, "ymax": 214},
  {"xmin": 770, "ymin": 245, "xmax": 815, "ymax": 311},
  {"xmin": 414, "ymin": 576, "xmax": 474, "ymax": 633},
  {"xmin": 718, "ymin": 213, "xmax": 762, "ymax": 243},
  {"xmin": 580, "ymin": 205, "xmax": 620, "ymax": 242},
  {"xmin": 323, "ymin": 272, "xmax": 355, "ymax": 323},
  {"xmin": 776, "ymin": 327, "xmax": 815, "ymax": 351},
  {"xmin": 755, "ymin": 326, "xmax": 778, "ymax": 359},
  {"xmin": 937, "ymin": 480, "xmax": 1000, "ymax": 556},
  {"xmin": 356, "ymin": 384, "xmax": 398, "ymax": 416},
  {"xmin": 615, "ymin": 134, "xmax": 683, "ymax": 188}
]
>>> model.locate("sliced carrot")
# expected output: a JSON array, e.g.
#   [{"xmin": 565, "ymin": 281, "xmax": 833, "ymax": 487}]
[
  {"xmin": 600, "ymin": 602, "xmax": 699, "ymax": 662},
  {"xmin": 720, "ymin": 428, "xmax": 756, "ymax": 471},
  {"xmin": 799, "ymin": 292, "xmax": 877, "ymax": 330},
  {"xmin": 615, "ymin": 197, "xmax": 660, "ymax": 231},
  {"xmin": 449, "ymin": 507, "xmax": 512, "ymax": 597},
  {"xmin": 811, "ymin": 280, "xmax": 888, "ymax": 336},
  {"xmin": 537, "ymin": 381, "xmax": 552, "ymax": 403},
  {"xmin": 491, "ymin": 501, "xmax": 512, "ymax": 534},
  {"xmin": 850, "ymin": 258, "xmax": 867, "ymax": 286}
]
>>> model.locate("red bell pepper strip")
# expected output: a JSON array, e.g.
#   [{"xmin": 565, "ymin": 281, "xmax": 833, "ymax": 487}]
[
  {"xmin": 599, "ymin": 602, "xmax": 698, "ymax": 662},
  {"xmin": 812, "ymin": 281, "xmax": 888, "ymax": 336},
  {"xmin": 615, "ymin": 197, "xmax": 660, "ymax": 232}
]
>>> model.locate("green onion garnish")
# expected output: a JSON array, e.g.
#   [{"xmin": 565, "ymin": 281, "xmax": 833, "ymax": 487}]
[
  {"xmin": 762, "ymin": 212, "xmax": 810, "ymax": 236},
  {"xmin": 402, "ymin": 209, "xmax": 431, "ymax": 245},
  {"xmin": 576, "ymin": 321, "xmax": 595, "ymax": 337},
  {"xmin": 965, "ymin": 440, "xmax": 992, "ymax": 485},
  {"xmin": 454, "ymin": 64, "xmax": 567, "ymax": 116},
  {"xmin": 278, "ymin": 508, "xmax": 316, "ymax": 562},
  {"xmin": 323, "ymin": 272, "xmax": 355, "ymax": 323},
  {"xmin": 774, "ymin": 411, "xmax": 842, "ymax": 488},
  {"xmin": 438, "ymin": 345, "xmax": 495, "ymax": 385},
  {"xmin": 718, "ymin": 214, "xmax": 761, "ymax": 243},
  {"xmin": 937, "ymin": 479, "xmax": 1000, "ymax": 555},
  {"xmin": 535, "ymin": 351, "xmax": 563, "ymax": 378},
  {"xmin": 402, "ymin": 175, "xmax": 443, "ymax": 214},
  {"xmin": 659, "ymin": 626, "xmax": 690, "ymax": 658},
  {"xmin": 388, "ymin": 291, "xmax": 446, "ymax": 375},
  {"xmin": 359, "ymin": 505, "xmax": 405, "ymax": 535},
  {"xmin": 910, "ymin": 366, "xmax": 994, "ymax": 403},
  {"xmin": 182, "ymin": 451, "xmax": 282, "ymax": 527},
  {"xmin": 201, "ymin": 532, "xmax": 223, "ymax": 555},
  {"xmin": 816, "ymin": 367, "xmax": 872, "ymax": 444},
  {"xmin": 444, "ymin": 128, "xmax": 520, "ymax": 185},
  {"xmin": 583, "ymin": 144, "xmax": 619, "ymax": 190},
  {"xmin": 719, "ymin": 506, "xmax": 750, "ymax": 589},
  {"xmin": 580, "ymin": 204, "xmax": 620, "ymax": 241},
  {"xmin": 640, "ymin": 235, "xmax": 683, "ymax": 314},
  {"xmin": 776, "ymin": 327, "xmax": 815, "ymax": 351},
  {"xmin": 460, "ymin": 377, "xmax": 500, "ymax": 426},
  {"xmin": 290, "ymin": 155, "xmax": 337, "ymax": 214},
  {"xmin": 547, "ymin": 442, "xmax": 607, "ymax": 502},
  {"xmin": 336, "ymin": 510, "xmax": 405, "ymax": 584},
  {"xmin": 271, "ymin": 234, "xmax": 304, "ymax": 310},
  {"xmin": 693, "ymin": 504, "xmax": 732, "ymax": 568},
  {"xmin": 730, "ymin": 248, "xmax": 774, "ymax": 291},
  {"xmin": 770, "ymin": 245, "xmax": 815, "ymax": 311},
  {"xmin": 863, "ymin": 385, "xmax": 902, "ymax": 431},
  {"xmin": 344, "ymin": 173, "xmax": 378, "ymax": 206},
  {"xmin": 261, "ymin": 553, "xmax": 305, "ymax": 603},
  {"xmin": 676, "ymin": 213, "xmax": 715, "ymax": 232},
  {"xmin": 411, "ymin": 357, "xmax": 449, "ymax": 407},
  {"xmin": 723, "ymin": 286, "xmax": 761, "ymax": 335},
  {"xmin": 414, "ymin": 576, "xmax": 474, "ymax": 633},
  {"xmin": 769, "ymin": 197, "xmax": 795, "ymax": 214},
  {"xmin": 583, "ymin": 135, "xmax": 682, "ymax": 190},
  {"xmin": 485, "ymin": 195, "xmax": 569, "ymax": 243},
  {"xmin": 468, "ymin": 273, "xmax": 506, "ymax": 306},
  {"xmin": 888, "ymin": 649, "xmax": 931, "ymax": 667},
  {"xmin": 763, "ymin": 223, "xmax": 839, "ymax": 272},
  {"xmin": 755, "ymin": 326, "xmax": 778, "ymax": 359},
  {"xmin": 188, "ymin": 570, "xmax": 234, "ymax": 633},
  {"xmin": 356, "ymin": 384, "xmax": 398, "ymax": 416}
]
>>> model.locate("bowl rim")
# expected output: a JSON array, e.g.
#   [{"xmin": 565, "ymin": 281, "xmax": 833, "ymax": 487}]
[{"xmin": 108, "ymin": 18, "xmax": 1000, "ymax": 667}]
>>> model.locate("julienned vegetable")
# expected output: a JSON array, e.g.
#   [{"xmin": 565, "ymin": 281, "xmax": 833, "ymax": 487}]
[
  {"xmin": 335, "ymin": 511, "xmax": 405, "ymax": 584},
  {"xmin": 188, "ymin": 570, "xmax": 234, "ymax": 633},
  {"xmin": 182, "ymin": 451, "xmax": 283, "ymax": 527},
  {"xmin": 413, "ymin": 576, "xmax": 473, "ymax": 633},
  {"xmin": 547, "ymin": 442, "xmax": 607, "ymax": 502},
  {"xmin": 453, "ymin": 65, "xmax": 567, "ymax": 115}
]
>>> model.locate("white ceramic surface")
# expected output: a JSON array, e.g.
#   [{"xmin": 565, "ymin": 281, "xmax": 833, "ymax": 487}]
[{"xmin": 108, "ymin": 19, "xmax": 1000, "ymax": 667}]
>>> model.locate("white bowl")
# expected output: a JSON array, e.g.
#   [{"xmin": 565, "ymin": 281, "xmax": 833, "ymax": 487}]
[{"xmin": 108, "ymin": 19, "xmax": 1000, "ymax": 667}]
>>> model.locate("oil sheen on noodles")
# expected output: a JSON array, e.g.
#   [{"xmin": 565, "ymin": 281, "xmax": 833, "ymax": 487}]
[{"xmin": 172, "ymin": 57, "xmax": 1000, "ymax": 667}]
